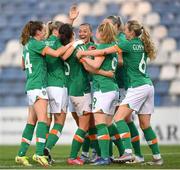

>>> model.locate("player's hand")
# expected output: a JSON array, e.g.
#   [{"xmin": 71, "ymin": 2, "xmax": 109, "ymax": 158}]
[
  {"xmin": 76, "ymin": 50, "xmax": 83, "ymax": 59},
  {"xmin": 69, "ymin": 4, "xmax": 79, "ymax": 21},
  {"xmin": 72, "ymin": 39, "xmax": 84, "ymax": 48}
]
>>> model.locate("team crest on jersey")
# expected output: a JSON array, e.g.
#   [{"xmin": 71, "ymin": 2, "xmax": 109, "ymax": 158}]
[{"xmin": 42, "ymin": 90, "xmax": 47, "ymax": 96}]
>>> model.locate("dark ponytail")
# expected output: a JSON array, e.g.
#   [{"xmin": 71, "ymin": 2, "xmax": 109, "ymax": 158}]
[{"xmin": 59, "ymin": 24, "xmax": 74, "ymax": 45}]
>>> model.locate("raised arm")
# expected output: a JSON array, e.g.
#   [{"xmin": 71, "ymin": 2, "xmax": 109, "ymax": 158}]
[
  {"xmin": 76, "ymin": 45, "xmax": 121, "ymax": 59},
  {"xmin": 68, "ymin": 4, "xmax": 79, "ymax": 25}
]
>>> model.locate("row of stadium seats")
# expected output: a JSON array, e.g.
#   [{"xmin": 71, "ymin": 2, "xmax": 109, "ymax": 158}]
[{"xmin": 0, "ymin": 0, "xmax": 180, "ymax": 106}]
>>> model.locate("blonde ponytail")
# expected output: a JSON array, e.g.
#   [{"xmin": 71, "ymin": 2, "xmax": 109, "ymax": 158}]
[
  {"xmin": 141, "ymin": 27, "xmax": 156, "ymax": 60},
  {"xmin": 45, "ymin": 21, "xmax": 64, "ymax": 39},
  {"xmin": 127, "ymin": 20, "xmax": 156, "ymax": 60},
  {"xmin": 98, "ymin": 22, "xmax": 116, "ymax": 43}
]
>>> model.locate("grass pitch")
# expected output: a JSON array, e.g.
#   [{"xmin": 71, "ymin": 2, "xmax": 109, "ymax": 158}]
[{"xmin": 0, "ymin": 145, "xmax": 180, "ymax": 169}]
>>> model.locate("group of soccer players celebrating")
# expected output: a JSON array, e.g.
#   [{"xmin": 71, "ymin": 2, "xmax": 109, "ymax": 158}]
[{"xmin": 15, "ymin": 4, "xmax": 163, "ymax": 167}]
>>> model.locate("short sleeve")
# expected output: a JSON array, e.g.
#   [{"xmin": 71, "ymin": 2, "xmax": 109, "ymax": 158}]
[
  {"xmin": 30, "ymin": 40, "xmax": 47, "ymax": 55},
  {"xmin": 55, "ymin": 39, "xmax": 63, "ymax": 48},
  {"xmin": 117, "ymin": 40, "xmax": 131, "ymax": 52}
]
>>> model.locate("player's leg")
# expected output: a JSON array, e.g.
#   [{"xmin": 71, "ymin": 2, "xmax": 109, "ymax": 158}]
[
  {"xmin": 15, "ymin": 107, "xmax": 37, "ymax": 166},
  {"xmin": 92, "ymin": 112, "xmax": 110, "ymax": 165},
  {"xmin": 126, "ymin": 115, "xmax": 144, "ymax": 163},
  {"xmin": 44, "ymin": 87, "xmax": 68, "ymax": 164},
  {"xmin": 113, "ymin": 105, "xmax": 134, "ymax": 162},
  {"xmin": 67, "ymin": 94, "xmax": 91, "ymax": 165},
  {"xmin": 32, "ymin": 97, "xmax": 49, "ymax": 167},
  {"xmin": 138, "ymin": 85, "xmax": 163, "ymax": 165},
  {"xmin": 91, "ymin": 91, "xmax": 119, "ymax": 165},
  {"xmin": 45, "ymin": 112, "xmax": 66, "ymax": 164}
]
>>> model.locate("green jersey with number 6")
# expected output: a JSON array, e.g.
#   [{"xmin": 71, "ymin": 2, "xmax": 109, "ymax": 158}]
[
  {"xmin": 45, "ymin": 35, "xmax": 66, "ymax": 87},
  {"xmin": 65, "ymin": 44, "xmax": 91, "ymax": 96},
  {"xmin": 23, "ymin": 37, "xmax": 47, "ymax": 92},
  {"xmin": 92, "ymin": 43, "xmax": 119, "ymax": 93},
  {"xmin": 117, "ymin": 37, "xmax": 152, "ymax": 88}
]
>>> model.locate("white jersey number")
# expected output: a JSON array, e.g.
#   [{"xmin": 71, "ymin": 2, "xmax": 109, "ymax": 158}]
[
  {"xmin": 112, "ymin": 57, "xmax": 118, "ymax": 71},
  {"xmin": 25, "ymin": 52, "xmax": 32, "ymax": 74},
  {"xmin": 139, "ymin": 53, "xmax": 146, "ymax": 74},
  {"xmin": 64, "ymin": 62, "xmax": 70, "ymax": 76}
]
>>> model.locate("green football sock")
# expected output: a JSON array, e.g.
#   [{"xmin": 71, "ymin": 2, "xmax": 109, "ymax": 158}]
[
  {"xmin": 36, "ymin": 122, "xmax": 47, "ymax": 156},
  {"xmin": 128, "ymin": 121, "xmax": 143, "ymax": 157},
  {"xmin": 115, "ymin": 120, "xmax": 132, "ymax": 153},
  {"xmin": 108, "ymin": 123, "xmax": 125, "ymax": 156},
  {"xmin": 143, "ymin": 126, "xmax": 160, "ymax": 156},
  {"xmin": 70, "ymin": 128, "xmax": 86, "ymax": 159},
  {"xmin": 96, "ymin": 124, "xmax": 110, "ymax": 159},
  {"xmin": 82, "ymin": 132, "xmax": 90, "ymax": 153},
  {"xmin": 46, "ymin": 123, "xmax": 63, "ymax": 150},
  {"xmin": 18, "ymin": 124, "xmax": 35, "ymax": 156},
  {"xmin": 89, "ymin": 127, "xmax": 101, "ymax": 156},
  {"xmin": 109, "ymin": 140, "xmax": 113, "ymax": 157}
]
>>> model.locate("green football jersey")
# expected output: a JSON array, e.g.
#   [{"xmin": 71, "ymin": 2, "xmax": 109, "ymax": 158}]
[
  {"xmin": 65, "ymin": 44, "xmax": 91, "ymax": 96},
  {"xmin": 115, "ymin": 32, "xmax": 127, "ymax": 89},
  {"xmin": 117, "ymin": 37, "xmax": 152, "ymax": 88},
  {"xmin": 45, "ymin": 35, "xmax": 66, "ymax": 87},
  {"xmin": 92, "ymin": 43, "xmax": 119, "ymax": 93},
  {"xmin": 23, "ymin": 37, "xmax": 47, "ymax": 91},
  {"xmin": 84, "ymin": 41, "xmax": 97, "ymax": 82}
]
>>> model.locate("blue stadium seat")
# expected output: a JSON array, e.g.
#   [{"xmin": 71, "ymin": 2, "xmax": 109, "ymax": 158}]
[
  {"xmin": 168, "ymin": 26, "xmax": 180, "ymax": 39},
  {"xmin": 106, "ymin": 3, "xmax": 120, "ymax": 15},
  {"xmin": 1, "ymin": 67, "xmax": 25, "ymax": 81},
  {"xmin": 177, "ymin": 40, "xmax": 180, "ymax": 49},
  {"xmin": 0, "ymin": 16, "xmax": 7, "ymax": 28},
  {"xmin": 17, "ymin": 94, "xmax": 28, "ymax": 106},
  {"xmin": 151, "ymin": 1, "xmax": 166, "ymax": 14},
  {"xmin": 161, "ymin": 95, "xmax": 180, "ymax": 106},
  {"xmin": 1, "ymin": 28, "xmax": 15, "ymax": 42},
  {"xmin": 154, "ymin": 80, "xmax": 170, "ymax": 94},
  {"xmin": 154, "ymin": 81, "xmax": 169, "ymax": 93},
  {"xmin": 0, "ymin": 82, "xmax": 9, "ymax": 96},
  {"xmin": 11, "ymin": 82, "xmax": 25, "ymax": 95},
  {"xmin": 0, "ymin": 95, "xmax": 17, "ymax": 107},
  {"xmin": 154, "ymin": 94, "xmax": 162, "ymax": 106},
  {"xmin": 0, "ymin": 41, "xmax": 5, "ymax": 53},
  {"xmin": 147, "ymin": 65, "xmax": 160, "ymax": 80},
  {"xmin": 176, "ymin": 14, "xmax": 180, "ymax": 25},
  {"xmin": 161, "ymin": 13, "xmax": 175, "ymax": 27}
]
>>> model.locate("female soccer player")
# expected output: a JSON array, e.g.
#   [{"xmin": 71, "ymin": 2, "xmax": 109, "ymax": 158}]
[
  {"xmin": 78, "ymin": 22, "xmax": 119, "ymax": 165},
  {"xmin": 43, "ymin": 5, "xmax": 80, "ymax": 164},
  {"xmin": 15, "ymin": 20, "xmax": 79, "ymax": 167},
  {"xmin": 54, "ymin": 23, "xmax": 91, "ymax": 165},
  {"xmin": 104, "ymin": 16, "xmax": 144, "ymax": 163},
  {"xmin": 43, "ymin": 21, "xmax": 68, "ymax": 164},
  {"xmin": 77, "ymin": 20, "xmax": 163, "ymax": 165}
]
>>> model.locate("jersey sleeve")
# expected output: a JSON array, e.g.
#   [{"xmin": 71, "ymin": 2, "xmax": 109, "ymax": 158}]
[
  {"xmin": 31, "ymin": 40, "xmax": 47, "ymax": 55},
  {"xmin": 117, "ymin": 40, "xmax": 131, "ymax": 52},
  {"xmin": 55, "ymin": 39, "xmax": 63, "ymax": 48}
]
